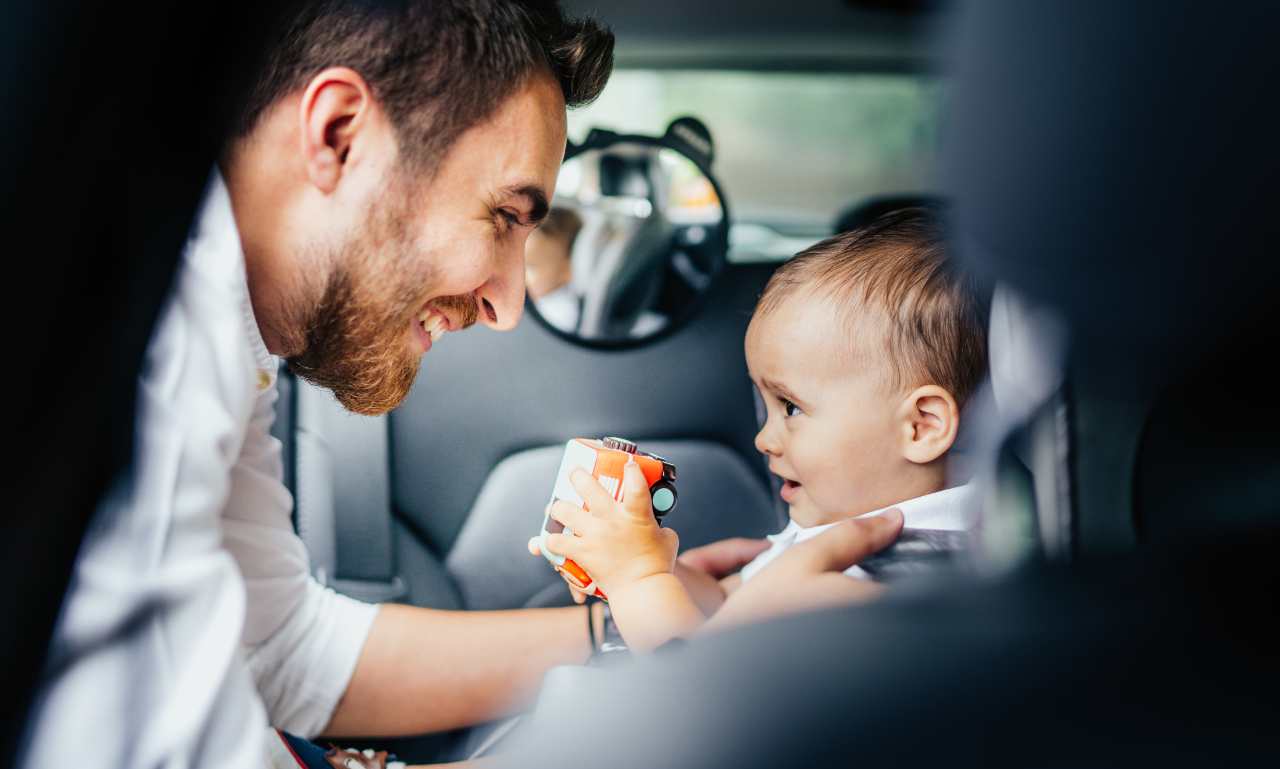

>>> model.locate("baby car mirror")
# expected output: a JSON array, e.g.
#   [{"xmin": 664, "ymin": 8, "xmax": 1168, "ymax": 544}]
[{"xmin": 525, "ymin": 116, "xmax": 729, "ymax": 347}]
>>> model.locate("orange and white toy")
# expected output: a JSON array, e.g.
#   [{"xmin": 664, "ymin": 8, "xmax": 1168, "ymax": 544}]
[{"xmin": 530, "ymin": 437, "xmax": 678, "ymax": 599}]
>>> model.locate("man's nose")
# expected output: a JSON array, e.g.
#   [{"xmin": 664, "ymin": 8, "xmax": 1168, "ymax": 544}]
[{"xmin": 474, "ymin": 243, "xmax": 527, "ymax": 331}]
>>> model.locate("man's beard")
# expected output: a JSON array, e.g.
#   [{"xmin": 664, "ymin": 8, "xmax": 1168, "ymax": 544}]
[{"xmin": 284, "ymin": 187, "xmax": 477, "ymax": 416}]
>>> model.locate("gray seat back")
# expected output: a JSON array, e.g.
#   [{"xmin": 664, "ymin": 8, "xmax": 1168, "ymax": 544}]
[{"xmin": 292, "ymin": 380, "xmax": 409, "ymax": 604}]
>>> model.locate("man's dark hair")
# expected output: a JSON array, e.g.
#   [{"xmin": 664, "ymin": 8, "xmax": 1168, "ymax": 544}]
[{"xmin": 236, "ymin": 0, "xmax": 613, "ymax": 171}]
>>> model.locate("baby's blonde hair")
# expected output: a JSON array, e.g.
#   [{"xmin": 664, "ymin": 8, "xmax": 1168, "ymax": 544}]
[{"xmin": 755, "ymin": 207, "xmax": 987, "ymax": 406}]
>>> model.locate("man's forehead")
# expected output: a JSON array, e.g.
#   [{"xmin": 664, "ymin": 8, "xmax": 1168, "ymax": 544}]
[
  {"xmin": 487, "ymin": 74, "xmax": 568, "ymax": 164},
  {"xmin": 422, "ymin": 75, "xmax": 566, "ymax": 194}
]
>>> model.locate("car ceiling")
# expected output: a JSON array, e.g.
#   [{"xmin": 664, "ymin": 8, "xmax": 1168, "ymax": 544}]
[{"xmin": 561, "ymin": 0, "xmax": 946, "ymax": 71}]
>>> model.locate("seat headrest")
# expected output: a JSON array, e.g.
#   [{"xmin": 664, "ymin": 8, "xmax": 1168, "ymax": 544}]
[
  {"xmin": 944, "ymin": 0, "xmax": 1280, "ymax": 376},
  {"xmin": 832, "ymin": 194, "xmax": 944, "ymax": 235},
  {"xmin": 987, "ymin": 285, "xmax": 1067, "ymax": 423}
]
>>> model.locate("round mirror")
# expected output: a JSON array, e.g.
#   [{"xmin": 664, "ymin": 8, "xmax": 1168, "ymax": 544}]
[{"xmin": 525, "ymin": 119, "xmax": 728, "ymax": 347}]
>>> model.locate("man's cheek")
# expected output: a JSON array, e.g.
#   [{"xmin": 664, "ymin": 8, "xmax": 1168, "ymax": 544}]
[{"xmin": 433, "ymin": 258, "xmax": 495, "ymax": 301}]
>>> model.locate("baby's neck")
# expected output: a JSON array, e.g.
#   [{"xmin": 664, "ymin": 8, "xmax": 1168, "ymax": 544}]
[{"xmin": 794, "ymin": 472, "xmax": 949, "ymax": 529}]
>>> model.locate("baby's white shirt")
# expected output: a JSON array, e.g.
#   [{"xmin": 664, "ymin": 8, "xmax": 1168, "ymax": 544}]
[{"xmin": 739, "ymin": 484, "xmax": 975, "ymax": 582}]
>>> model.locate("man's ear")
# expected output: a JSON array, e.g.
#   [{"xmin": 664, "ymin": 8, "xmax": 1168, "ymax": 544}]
[
  {"xmin": 896, "ymin": 385, "xmax": 960, "ymax": 465},
  {"xmin": 299, "ymin": 67, "xmax": 372, "ymax": 194}
]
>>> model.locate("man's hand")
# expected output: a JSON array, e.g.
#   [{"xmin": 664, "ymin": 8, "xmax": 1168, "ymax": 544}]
[
  {"xmin": 541, "ymin": 460, "xmax": 678, "ymax": 597},
  {"xmin": 673, "ymin": 537, "xmax": 769, "ymax": 615},
  {"xmin": 703, "ymin": 508, "xmax": 903, "ymax": 634},
  {"xmin": 678, "ymin": 538, "xmax": 770, "ymax": 579}
]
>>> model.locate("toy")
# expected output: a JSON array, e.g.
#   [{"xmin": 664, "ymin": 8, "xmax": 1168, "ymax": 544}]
[{"xmin": 530, "ymin": 437, "xmax": 677, "ymax": 599}]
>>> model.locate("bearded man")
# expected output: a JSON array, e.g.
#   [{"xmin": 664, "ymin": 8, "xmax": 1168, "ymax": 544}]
[{"xmin": 21, "ymin": 3, "xmax": 896, "ymax": 767}]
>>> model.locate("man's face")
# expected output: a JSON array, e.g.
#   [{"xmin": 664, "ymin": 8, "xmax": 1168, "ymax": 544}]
[{"xmin": 288, "ymin": 75, "xmax": 567, "ymax": 414}]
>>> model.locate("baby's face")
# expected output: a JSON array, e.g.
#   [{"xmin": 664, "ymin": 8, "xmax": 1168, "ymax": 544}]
[
  {"xmin": 524, "ymin": 230, "xmax": 572, "ymax": 300},
  {"xmin": 745, "ymin": 295, "xmax": 910, "ymax": 527}
]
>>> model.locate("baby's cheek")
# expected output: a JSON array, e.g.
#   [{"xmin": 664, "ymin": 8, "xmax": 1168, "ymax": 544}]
[
  {"xmin": 829, "ymin": 442, "xmax": 886, "ymax": 505},
  {"xmin": 805, "ymin": 453, "xmax": 858, "ymax": 512}
]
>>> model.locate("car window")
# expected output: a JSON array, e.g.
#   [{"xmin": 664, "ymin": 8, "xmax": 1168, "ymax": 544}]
[{"xmin": 567, "ymin": 69, "xmax": 942, "ymax": 261}]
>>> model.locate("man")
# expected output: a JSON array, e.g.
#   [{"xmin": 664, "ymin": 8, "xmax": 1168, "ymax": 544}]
[{"xmin": 21, "ymin": 2, "xmax": 898, "ymax": 767}]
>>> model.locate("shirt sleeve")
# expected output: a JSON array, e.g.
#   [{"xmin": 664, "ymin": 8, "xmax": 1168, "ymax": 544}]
[{"xmin": 222, "ymin": 374, "xmax": 380, "ymax": 737}]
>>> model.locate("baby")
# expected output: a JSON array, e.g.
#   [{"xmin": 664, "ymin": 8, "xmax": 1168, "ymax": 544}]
[{"xmin": 541, "ymin": 207, "xmax": 988, "ymax": 650}]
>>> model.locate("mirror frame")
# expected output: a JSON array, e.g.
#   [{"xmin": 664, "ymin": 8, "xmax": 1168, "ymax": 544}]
[{"xmin": 524, "ymin": 126, "xmax": 732, "ymax": 351}]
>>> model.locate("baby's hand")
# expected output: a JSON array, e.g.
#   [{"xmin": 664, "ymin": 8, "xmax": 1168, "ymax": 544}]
[
  {"xmin": 542, "ymin": 458, "xmax": 678, "ymax": 596},
  {"xmin": 525, "ymin": 536, "xmax": 594, "ymax": 604}
]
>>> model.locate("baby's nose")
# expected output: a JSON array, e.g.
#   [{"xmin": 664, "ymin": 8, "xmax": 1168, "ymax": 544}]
[{"xmin": 754, "ymin": 426, "xmax": 780, "ymax": 456}]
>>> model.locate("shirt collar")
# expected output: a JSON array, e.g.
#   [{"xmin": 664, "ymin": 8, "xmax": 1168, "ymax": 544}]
[
  {"xmin": 785, "ymin": 483, "xmax": 976, "ymax": 544},
  {"xmin": 196, "ymin": 170, "xmax": 279, "ymax": 387},
  {"xmin": 765, "ymin": 519, "xmax": 805, "ymax": 545}
]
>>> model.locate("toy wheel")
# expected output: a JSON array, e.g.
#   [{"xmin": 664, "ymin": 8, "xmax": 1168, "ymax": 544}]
[{"xmin": 650, "ymin": 482, "xmax": 677, "ymax": 516}]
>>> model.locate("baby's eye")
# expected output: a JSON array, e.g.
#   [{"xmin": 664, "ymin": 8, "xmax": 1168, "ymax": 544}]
[{"xmin": 782, "ymin": 399, "xmax": 803, "ymax": 418}]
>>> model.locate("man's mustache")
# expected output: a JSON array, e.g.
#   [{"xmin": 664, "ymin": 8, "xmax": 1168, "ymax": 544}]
[{"xmin": 425, "ymin": 293, "xmax": 480, "ymax": 330}]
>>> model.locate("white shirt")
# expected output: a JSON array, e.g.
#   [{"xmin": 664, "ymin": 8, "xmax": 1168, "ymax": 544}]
[
  {"xmin": 21, "ymin": 173, "xmax": 379, "ymax": 769},
  {"xmin": 739, "ymin": 484, "xmax": 975, "ymax": 582}
]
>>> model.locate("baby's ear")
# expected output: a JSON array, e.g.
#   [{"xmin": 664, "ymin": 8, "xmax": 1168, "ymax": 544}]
[{"xmin": 897, "ymin": 385, "xmax": 960, "ymax": 465}]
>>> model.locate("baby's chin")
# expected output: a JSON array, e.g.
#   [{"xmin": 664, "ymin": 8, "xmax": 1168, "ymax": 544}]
[
  {"xmin": 788, "ymin": 497, "xmax": 846, "ymax": 528},
  {"xmin": 790, "ymin": 488, "xmax": 886, "ymax": 529}
]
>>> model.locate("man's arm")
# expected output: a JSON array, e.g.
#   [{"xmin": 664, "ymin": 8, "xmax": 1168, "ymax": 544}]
[
  {"xmin": 324, "ymin": 604, "xmax": 589, "ymax": 737},
  {"xmin": 228, "ymin": 381, "xmax": 588, "ymax": 739},
  {"xmin": 672, "ymin": 537, "xmax": 766, "ymax": 615},
  {"xmin": 671, "ymin": 562, "xmax": 726, "ymax": 616},
  {"xmin": 335, "ymin": 531, "xmax": 764, "ymax": 739}
]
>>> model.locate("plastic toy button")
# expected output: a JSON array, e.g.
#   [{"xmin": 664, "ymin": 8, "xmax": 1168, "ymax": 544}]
[{"xmin": 652, "ymin": 487, "xmax": 676, "ymax": 513}]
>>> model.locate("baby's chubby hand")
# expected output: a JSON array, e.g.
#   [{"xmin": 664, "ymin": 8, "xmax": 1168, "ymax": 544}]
[{"xmin": 541, "ymin": 458, "xmax": 679, "ymax": 596}]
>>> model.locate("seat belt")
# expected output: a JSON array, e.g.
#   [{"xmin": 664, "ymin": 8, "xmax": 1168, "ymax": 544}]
[
  {"xmin": 270, "ymin": 367, "xmax": 298, "ymax": 531},
  {"xmin": 286, "ymin": 370, "xmax": 408, "ymax": 604}
]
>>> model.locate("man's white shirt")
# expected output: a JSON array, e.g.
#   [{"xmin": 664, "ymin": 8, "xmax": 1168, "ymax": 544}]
[
  {"xmin": 739, "ymin": 484, "xmax": 975, "ymax": 582},
  {"xmin": 22, "ymin": 174, "xmax": 378, "ymax": 768}
]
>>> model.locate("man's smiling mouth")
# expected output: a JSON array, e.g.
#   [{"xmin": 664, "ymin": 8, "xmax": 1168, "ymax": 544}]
[
  {"xmin": 413, "ymin": 306, "xmax": 455, "ymax": 354},
  {"xmin": 418, "ymin": 307, "xmax": 450, "ymax": 343}
]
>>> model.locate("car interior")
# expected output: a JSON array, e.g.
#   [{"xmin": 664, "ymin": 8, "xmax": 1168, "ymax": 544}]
[
  {"xmin": 5, "ymin": 1, "xmax": 1276, "ymax": 767},
  {"xmin": 270, "ymin": 0, "xmax": 955, "ymax": 625},
  {"xmin": 258, "ymin": 5, "xmax": 955, "ymax": 758},
  {"xmin": 511, "ymin": 3, "xmax": 1278, "ymax": 765},
  {"xmin": 267, "ymin": 0, "xmax": 1223, "ymax": 759}
]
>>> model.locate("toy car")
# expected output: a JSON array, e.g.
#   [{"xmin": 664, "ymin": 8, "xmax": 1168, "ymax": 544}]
[{"xmin": 531, "ymin": 437, "xmax": 677, "ymax": 599}]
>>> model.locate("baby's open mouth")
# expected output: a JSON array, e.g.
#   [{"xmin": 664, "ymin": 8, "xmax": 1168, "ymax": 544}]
[{"xmin": 779, "ymin": 478, "xmax": 802, "ymax": 502}]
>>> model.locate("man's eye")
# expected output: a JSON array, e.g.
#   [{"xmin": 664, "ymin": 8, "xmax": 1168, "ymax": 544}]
[
  {"xmin": 782, "ymin": 399, "xmax": 803, "ymax": 418},
  {"xmin": 497, "ymin": 209, "xmax": 523, "ymax": 230}
]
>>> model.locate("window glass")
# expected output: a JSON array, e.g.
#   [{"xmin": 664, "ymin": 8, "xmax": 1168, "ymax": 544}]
[{"xmin": 567, "ymin": 69, "xmax": 941, "ymax": 260}]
